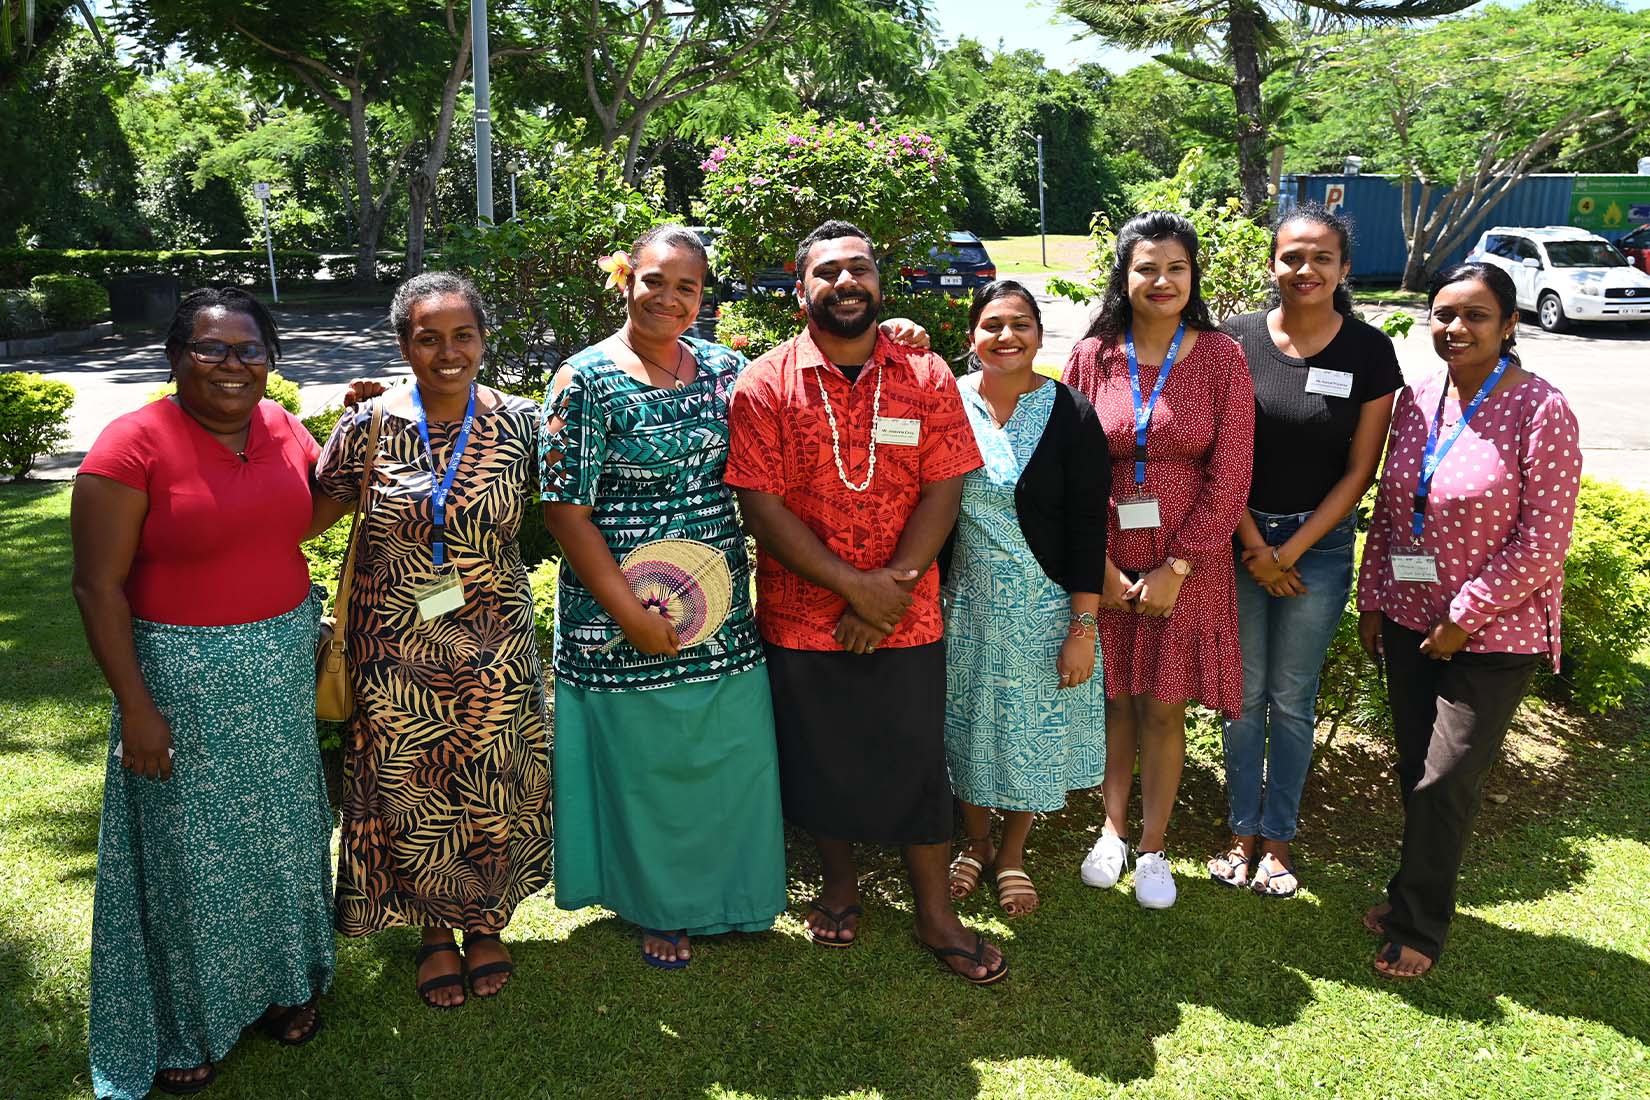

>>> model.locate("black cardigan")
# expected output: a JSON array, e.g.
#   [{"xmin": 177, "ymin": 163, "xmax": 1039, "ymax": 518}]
[{"xmin": 939, "ymin": 380, "xmax": 1110, "ymax": 594}]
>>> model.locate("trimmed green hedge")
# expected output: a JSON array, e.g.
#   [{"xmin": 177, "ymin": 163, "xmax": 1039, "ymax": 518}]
[
  {"xmin": 31, "ymin": 275, "xmax": 108, "ymax": 329},
  {"xmin": 0, "ymin": 249, "xmax": 411, "ymax": 290}
]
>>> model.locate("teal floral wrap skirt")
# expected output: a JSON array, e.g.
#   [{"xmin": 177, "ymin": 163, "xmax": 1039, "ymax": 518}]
[{"xmin": 89, "ymin": 591, "xmax": 336, "ymax": 1100}]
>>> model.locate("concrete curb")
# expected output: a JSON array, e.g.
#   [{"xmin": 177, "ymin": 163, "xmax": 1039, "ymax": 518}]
[{"xmin": 0, "ymin": 322, "xmax": 115, "ymax": 361}]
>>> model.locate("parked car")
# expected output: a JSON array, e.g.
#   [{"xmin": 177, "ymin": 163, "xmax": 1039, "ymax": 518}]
[
  {"xmin": 901, "ymin": 231, "xmax": 998, "ymax": 292},
  {"xmin": 1617, "ymin": 223, "xmax": 1650, "ymax": 275},
  {"xmin": 1467, "ymin": 225, "xmax": 1650, "ymax": 332}
]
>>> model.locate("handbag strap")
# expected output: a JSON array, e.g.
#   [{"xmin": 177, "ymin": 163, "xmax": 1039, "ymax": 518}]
[{"xmin": 330, "ymin": 401, "xmax": 385, "ymax": 632}]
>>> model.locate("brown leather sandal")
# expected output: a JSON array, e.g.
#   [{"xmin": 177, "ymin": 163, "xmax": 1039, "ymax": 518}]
[
  {"xmin": 993, "ymin": 867, "xmax": 1039, "ymax": 917},
  {"xmin": 948, "ymin": 835, "xmax": 992, "ymax": 900}
]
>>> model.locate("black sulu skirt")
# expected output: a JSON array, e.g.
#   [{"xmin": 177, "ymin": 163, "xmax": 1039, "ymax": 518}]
[{"xmin": 763, "ymin": 640, "xmax": 952, "ymax": 845}]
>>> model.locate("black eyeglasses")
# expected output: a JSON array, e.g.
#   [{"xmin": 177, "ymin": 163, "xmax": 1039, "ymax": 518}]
[{"xmin": 187, "ymin": 340, "xmax": 270, "ymax": 365}]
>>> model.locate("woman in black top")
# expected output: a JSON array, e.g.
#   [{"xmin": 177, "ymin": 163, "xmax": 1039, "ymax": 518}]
[
  {"xmin": 1209, "ymin": 205, "xmax": 1403, "ymax": 897},
  {"xmin": 941, "ymin": 280, "xmax": 1109, "ymax": 917}
]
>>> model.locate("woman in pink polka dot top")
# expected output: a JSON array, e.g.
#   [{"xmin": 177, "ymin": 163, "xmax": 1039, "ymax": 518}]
[{"xmin": 1355, "ymin": 261, "xmax": 1581, "ymax": 980}]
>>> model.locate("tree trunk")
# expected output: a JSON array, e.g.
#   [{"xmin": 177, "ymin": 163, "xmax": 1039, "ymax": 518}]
[
  {"xmin": 404, "ymin": 24, "xmax": 472, "ymax": 279},
  {"xmin": 405, "ymin": 171, "xmax": 433, "ymax": 278},
  {"xmin": 1227, "ymin": 2, "xmax": 1270, "ymax": 215},
  {"xmin": 347, "ymin": 92, "xmax": 386, "ymax": 288}
]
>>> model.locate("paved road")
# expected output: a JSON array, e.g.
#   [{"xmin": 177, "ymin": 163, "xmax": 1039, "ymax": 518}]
[{"xmin": 8, "ymin": 293, "xmax": 1649, "ymax": 488}]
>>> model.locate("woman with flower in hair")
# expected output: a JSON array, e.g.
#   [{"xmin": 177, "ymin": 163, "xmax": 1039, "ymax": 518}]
[{"xmin": 541, "ymin": 225, "xmax": 934, "ymax": 968}]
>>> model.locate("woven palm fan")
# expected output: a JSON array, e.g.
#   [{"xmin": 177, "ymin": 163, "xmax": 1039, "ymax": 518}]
[{"xmin": 596, "ymin": 538, "xmax": 733, "ymax": 655}]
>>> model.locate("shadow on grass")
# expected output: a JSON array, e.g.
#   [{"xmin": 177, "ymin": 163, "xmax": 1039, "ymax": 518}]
[{"xmin": 149, "ymin": 817, "xmax": 1649, "ymax": 1100}]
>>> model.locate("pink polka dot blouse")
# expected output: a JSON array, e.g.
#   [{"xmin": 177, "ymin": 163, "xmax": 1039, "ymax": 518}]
[{"xmin": 1356, "ymin": 370, "xmax": 1581, "ymax": 668}]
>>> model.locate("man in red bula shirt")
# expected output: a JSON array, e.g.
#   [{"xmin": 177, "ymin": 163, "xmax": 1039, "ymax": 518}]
[{"xmin": 725, "ymin": 220, "xmax": 1006, "ymax": 985}]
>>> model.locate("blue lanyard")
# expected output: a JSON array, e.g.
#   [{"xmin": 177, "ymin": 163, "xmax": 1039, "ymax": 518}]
[
  {"xmin": 1125, "ymin": 323, "xmax": 1185, "ymax": 487},
  {"xmin": 1411, "ymin": 357, "xmax": 1509, "ymax": 539},
  {"xmin": 410, "ymin": 384, "xmax": 477, "ymax": 568}
]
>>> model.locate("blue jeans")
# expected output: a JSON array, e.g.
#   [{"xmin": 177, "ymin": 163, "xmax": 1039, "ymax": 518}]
[{"xmin": 1222, "ymin": 509, "xmax": 1356, "ymax": 841}]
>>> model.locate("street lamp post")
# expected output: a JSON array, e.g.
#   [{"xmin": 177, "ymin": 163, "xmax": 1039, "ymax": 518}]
[
  {"xmin": 1036, "ymin": 133, "xmax": 1047, "ymax": 268},
  {"xmin": 509, "ymin": 162, "xmax": 520, "ymax": 220},
  {"xmin": 472, "ymin": 0, "xmax": 494, "ymax": 225}
]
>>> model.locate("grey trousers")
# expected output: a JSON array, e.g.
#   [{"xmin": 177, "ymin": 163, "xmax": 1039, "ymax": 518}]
[{"xmin": 1381, "ymin": 617, "xmax": 1542, "ymax": 961}]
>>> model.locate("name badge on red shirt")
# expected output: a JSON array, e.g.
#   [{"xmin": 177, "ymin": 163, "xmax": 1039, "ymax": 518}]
[{"xmin": 873, "ymin": 417, "xmax": 920, "ymax": 446}]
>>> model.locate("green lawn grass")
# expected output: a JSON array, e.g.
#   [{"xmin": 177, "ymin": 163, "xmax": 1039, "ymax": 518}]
[
  {"xmin": 982, "ymin": 234, "xmax": 1093, "ymax": 275},
  {"xmin": 4, "ymin": 482, "xmax": 1649, "ymax": 1099}
]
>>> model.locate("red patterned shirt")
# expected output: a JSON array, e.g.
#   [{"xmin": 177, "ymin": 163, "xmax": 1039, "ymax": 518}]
[{"xmin": 726, "ymin": 329, "xmax": 983, "ymax": 651}]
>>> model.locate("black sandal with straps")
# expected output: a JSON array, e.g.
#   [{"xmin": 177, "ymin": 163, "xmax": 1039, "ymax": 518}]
[
  {"xmin": 415, "ymin": 941, "xmax": 466, "ymax": 1009},
  {"xmin": 464, "ymin": 931, "xmax": 515, "ymax": 997},
  {"xmin": 260, "ymin": 996, "xmax": 322, "ymax": 1045},
  {"xmin": 805, "ymin": 899, "xmax": 862, "ymax": 948}
]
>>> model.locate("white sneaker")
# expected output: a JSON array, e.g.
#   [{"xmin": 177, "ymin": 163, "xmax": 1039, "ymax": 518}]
[
  {"xmin": 1080, "ymin": 832, "xmax": 1130, "ymax": 888},
  {"xmin": 1133, "ymin": 850, "xmax": 1178, "ymax": 909}
]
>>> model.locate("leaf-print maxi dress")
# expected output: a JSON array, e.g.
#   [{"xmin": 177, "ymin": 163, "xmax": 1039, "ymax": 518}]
[{"xmin": 316, "ymin": 391, "xmax": 552, "ymax": 934}]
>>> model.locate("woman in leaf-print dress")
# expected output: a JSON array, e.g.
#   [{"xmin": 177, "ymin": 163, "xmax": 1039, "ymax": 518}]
[{"xmin": 313, "ymin": 272, "xmax": 551, "ymax": 1008}]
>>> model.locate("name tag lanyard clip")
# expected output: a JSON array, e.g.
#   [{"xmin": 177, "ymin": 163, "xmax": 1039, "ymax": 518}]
[
  {"xmin": 1119, "ymin": 323, "xmax": 1185, "ymax": 529},
  {"xmin": 412, "ymin": 383, "xmax": 477, "ymax": 573},
  {"xmin": 1410, "ymin": 355, "xmax": 1508, "ymax": 545}
]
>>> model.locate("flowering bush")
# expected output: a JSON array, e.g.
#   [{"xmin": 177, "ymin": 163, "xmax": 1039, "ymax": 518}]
[
  {"xmin": 880, "ymin": 289, "xmax": 973, "ymax": 373},
  {"xmin": 713, "ymin": 293, "xmax": 799, "ymax": 361},
  {"xmin": 698, "ymin": 114, "xmax": 962, "ymax": 291}
]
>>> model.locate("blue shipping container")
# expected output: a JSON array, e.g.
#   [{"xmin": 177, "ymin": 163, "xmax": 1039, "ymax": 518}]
[{"xmin": 1280, "ymin": 174, "xmax": 1645, "ymax": 281}]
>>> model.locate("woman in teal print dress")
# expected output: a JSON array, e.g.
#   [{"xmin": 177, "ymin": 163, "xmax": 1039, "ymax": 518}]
[
  {"xmin": 943, "ymin": 280, "xmax": 1111, "ymax": 917},
  {"xmin": 540, "ymin": 225, "xmax": 787, "ymax": 968}
]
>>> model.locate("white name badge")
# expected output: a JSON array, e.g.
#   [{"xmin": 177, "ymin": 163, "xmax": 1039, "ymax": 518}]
[
  {"xmin": 1304, "ymin": 367, "xmax": 1355, "ymax": 398},
  {"xmin": 414, "ymin": 571, "xmax": 467, "ymax": 622},
  {"xmin": 1116, "ymin": 496, "xmax": 1162, "ymax": 530},
  {"xmin": 1391, "ymin": 553, "xmax": 1440, "ymax": 584},
  {"xmin": 873, "ymin": 416, "xmax": 921, "ymax": 446}
]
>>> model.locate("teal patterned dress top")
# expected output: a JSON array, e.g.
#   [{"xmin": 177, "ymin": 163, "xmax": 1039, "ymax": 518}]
[
  {"xmin": 89, "ymin": 592, "xmax": 335, "ymax": 1100},
  {"xmin": 942, "ymin": 375, "xmax": 1106, "ymax": 812},
  {"xmin": 540, "ymin": 337, "xmax": 763, "ymax": 691}
]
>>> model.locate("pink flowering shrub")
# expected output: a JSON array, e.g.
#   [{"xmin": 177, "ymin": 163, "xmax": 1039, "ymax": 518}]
[{"xmin": 699, "ymin": 113, "xmax": 961, "ymax": 294}]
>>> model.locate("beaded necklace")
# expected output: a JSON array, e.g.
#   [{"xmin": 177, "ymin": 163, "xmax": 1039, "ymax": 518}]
[{"xmin": 814, "ymin": 361, "xmax": 883, "ymax": 493}]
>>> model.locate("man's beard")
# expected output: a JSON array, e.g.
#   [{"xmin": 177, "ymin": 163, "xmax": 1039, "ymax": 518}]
[{"xmin": 806, "ymin": 287, "xmax": 881, "ymax": 339}]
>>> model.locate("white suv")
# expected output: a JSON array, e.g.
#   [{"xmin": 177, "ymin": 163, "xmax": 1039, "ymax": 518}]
[{"xmin": 1467, "ymin": 226, "xmax": 1650, "ymax": 332}]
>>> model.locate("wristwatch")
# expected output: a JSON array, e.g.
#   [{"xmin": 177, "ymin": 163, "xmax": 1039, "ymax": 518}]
[
  {"xmin": 1166, "ymin": 556, "xmax": 1192, "ymax": 577},
  {"xmin": 1070, "ymin": 612, "xmax": 1098, "ymax": 629}
]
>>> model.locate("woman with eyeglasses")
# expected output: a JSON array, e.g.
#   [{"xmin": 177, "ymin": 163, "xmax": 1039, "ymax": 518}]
[{"xmin": 72, "ymin": 288, "xmax": 335, "ymax": 1098}]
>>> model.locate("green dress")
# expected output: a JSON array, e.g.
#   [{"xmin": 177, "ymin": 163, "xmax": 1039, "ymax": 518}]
[
  {"xmin": 540, "ymin": 338, "xmax": 785, "ymax": 934},
  {"xmin": 89, "ymin": 593, "xmax": 336, "ymax": 1100}
]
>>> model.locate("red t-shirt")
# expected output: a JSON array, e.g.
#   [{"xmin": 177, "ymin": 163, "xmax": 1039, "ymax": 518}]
[
  {"xmin": 725, "ymin": 329, "xmax": 982, "ymax": 651},
  {"xmin": 78, "ymin": 398, "xmax": 321, "ymax": 626}
]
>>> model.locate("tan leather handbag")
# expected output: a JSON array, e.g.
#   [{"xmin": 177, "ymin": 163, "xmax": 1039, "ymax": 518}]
[{"xmin": 316, "ymin": 402, "xmax": 383, "ymax": 722}]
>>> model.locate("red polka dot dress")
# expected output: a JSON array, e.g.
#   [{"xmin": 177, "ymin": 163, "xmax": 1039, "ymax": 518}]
[
  {"xmin": 1062, "ymin": 331, "xmax": 1255, "ymax": 716},
  {"xmin": 1357, "ymin": 372, "xmax": 1581, "ymax": 664}
]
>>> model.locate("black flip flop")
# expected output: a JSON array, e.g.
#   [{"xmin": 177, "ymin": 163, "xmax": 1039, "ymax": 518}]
[
  {"xmin": 1374, "ymin": 939, "xmax": 1434, "ymax": 981},
  {"xmin": 260, "ymin": 996, "xmax": 322, "ymax": 1046},
  {"xmin": 917, "ymin": 931, "xmax": 1009, "ymax": 987},
  {"xmin": 415, "ymin": 941, "xmax": 466, "ymax": 1009},
  {"xmin": 464, "ymin": 931, "xmax": 515, "ymax": 996},
  {"xmin": 152, "ymin": 1062, "xmax": 217, "ymax": 1096},
  {"xmin": 805, "ymin": 900, "xmax": 862, "ymax": 948}
]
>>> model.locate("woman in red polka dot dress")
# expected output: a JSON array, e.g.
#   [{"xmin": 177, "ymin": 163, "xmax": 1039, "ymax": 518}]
[
  {"xmin": 1357, "ymin": 262, "xmax": 1581, "ymax": 979},
  {"xmin": 1062, "ymin": 212, "xmax": 1254, "ymax": 910}
]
